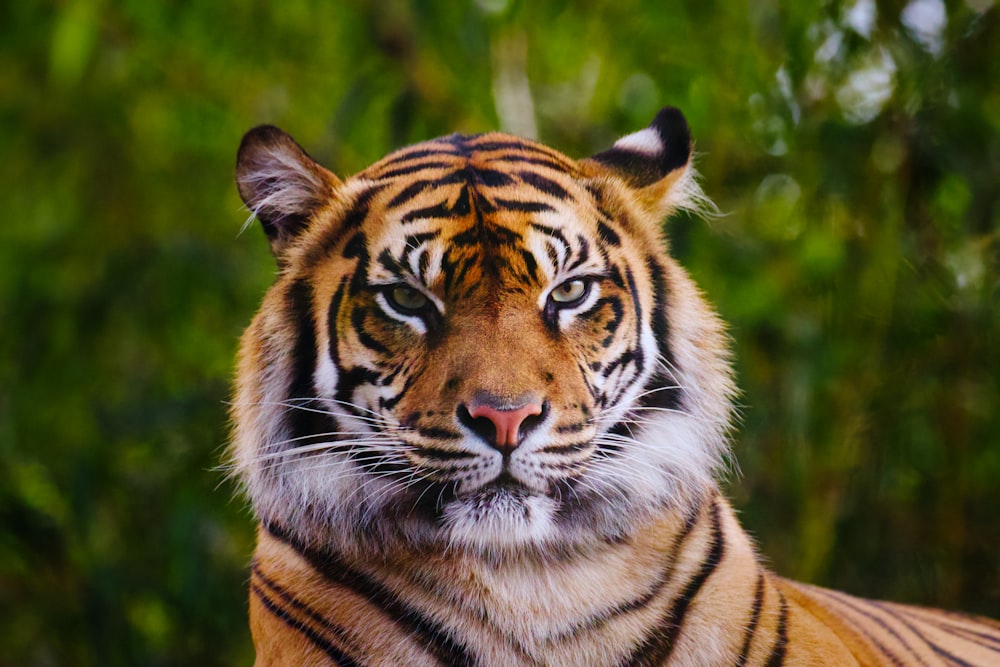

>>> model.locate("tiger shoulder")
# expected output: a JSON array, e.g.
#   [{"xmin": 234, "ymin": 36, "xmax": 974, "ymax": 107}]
[{"xmin": 228, "ymin": 107, "xmax": 1000, "ymax": 666}]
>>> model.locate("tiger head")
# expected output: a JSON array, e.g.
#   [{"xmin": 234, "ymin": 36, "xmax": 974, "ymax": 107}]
[{"xmin": 230, "ymin": 108, "xmax": 735, "ymax": 556}]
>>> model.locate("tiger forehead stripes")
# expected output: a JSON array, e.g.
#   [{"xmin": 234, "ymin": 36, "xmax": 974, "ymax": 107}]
[{"xmin": 230, "ymin": 109, "xmax": 1000, "ymax": 666}]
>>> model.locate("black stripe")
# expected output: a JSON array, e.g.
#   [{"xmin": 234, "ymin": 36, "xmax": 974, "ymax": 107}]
[
  {"xmin": 284, "ymin": 281, "xmax": 340, "ymax": 448},
  {"xmin": 254, "ymin": 564, "xmax": 364, "ymax": 658},
  {"xmin": 286, "ymin": 280, "xmax": 317, "ymax": 397},
  {"xmin": 516, "ymin": 170, "xmax": 570, "ymax": 200},
  {"xmin": 625, "ymin": 267, "xmax": 646, "ymax": 376},
  {"xmin": 634, "ymin": 255, "xmax": 683, "ymax": 413},
  {"xmin": 492, "ymin": 198, "xmax": 556, "ymax": 214},
  {"xmin": 627, "ymin": 498, "xmax": 725, "ymax": 665},
  {"xmin": 465, "ymin": 139, "xmax": 576, "ymax": 168},
  {"xmin": 376, "ymin": 146, "xmax": 460, "ymax": 166},
  {"xmin": 490, "ymin": 153, "xmax": 576, "ymax": 173},
  {"xmin": 375, "ymin": 160, "xmax": 457, "ymax": 180},
  {"xmin": 596, "ymin": 219, "xmax": 621, "ymax": 247},
  {"xmin": 265, "ymin": 522, "xmax": 477, "ymax": 667},
  {"xmin": 518, "ymin": 248, "xmax": 539, "ymax": 282},
  {"xmin": 416, "ymin": 427, "xmax": 462, "ymax": 440},
  {"xmin": 735, "ymin": 572, "xmax": 766, "ymax": 667},
  {"xmin": 550, "ymin": 495, "xmax": 707, "ymax": 641},
  {"xmin": 528, "ymin": 221, "xmax": 569, "ymax": 244},
  {"xmin": 386, "ymin": 179, "xmax": 433, "ymax": 208},
  {"xmin": 251, "ymin": 582, "xmax": 361, "ymax": 666},
  {"xmin": 399, "ymin": 231, "xmax": 442, "ymax": 270},
  {"xmin": 351, "ymin": 307, "xmax": 390, "ymax": 354},
  {"xmin": 473, "ymin": 168, "xmax": 515, "ymax": 187},
  {"xmin": 885, "ymin": 605, "xmax": 1000, "ymax": 650},
  {"xmin": 327, "ymin": 279, "xmax": 346, "ymax": 370},
  {"xmin": 401, "ymin": 200, "xmax": 455, "ymax": 223},
  {"xmin": 807, "ymin": 587, "xmax": 923, "ymax": 666},
  {"xmin": 872, "ymin": 600, "xmax": 992, "ymax": 667},
  {"xmin": 415, "ymin": 446, "xmax": 476, "ymax": 461},
  {"xmin": 765, "ymin": 590, "xmax": 788, "ymax": 666},
  {"xmin": 302, "ymin": 184, "xmax": 385, "ymax": 269},
  {"xmin": 538, "ymin": 441, "xmax": 592, "ymax": 456},
  {"xmin": 388, "ymin": 171, "xmax": 469, "ymax": 208}
]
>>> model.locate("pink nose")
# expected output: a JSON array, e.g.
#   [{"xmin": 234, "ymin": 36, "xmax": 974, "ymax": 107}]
[{"xmin": 468, "ymin": 402, "xmax": 543, "ymax": 454}]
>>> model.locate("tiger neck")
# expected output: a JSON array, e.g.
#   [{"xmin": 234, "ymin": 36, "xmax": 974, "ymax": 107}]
[{"xmin": 251, "ymin": 492, "xmax": 778, "ymax": 665}]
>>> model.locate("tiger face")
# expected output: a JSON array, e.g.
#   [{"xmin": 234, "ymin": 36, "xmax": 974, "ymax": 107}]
[{"xmin": 231, "ymin": 109, "xmax": 735, "ymax": 556}]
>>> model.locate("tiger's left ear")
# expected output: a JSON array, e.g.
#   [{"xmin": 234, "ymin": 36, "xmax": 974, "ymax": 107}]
[{"xmin": 581, "ymin": 107, "xmax": 706, "ymax": 219}]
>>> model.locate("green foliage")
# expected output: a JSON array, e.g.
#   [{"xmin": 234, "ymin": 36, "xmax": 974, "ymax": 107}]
[{"xmin": 1, "ymin": 0, "xmax": 997, "ymax": 663}]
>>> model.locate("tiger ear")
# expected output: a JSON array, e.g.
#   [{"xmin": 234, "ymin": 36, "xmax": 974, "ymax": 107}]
[
  {"xmin": 581, "ymin": 107, "xmax": 707, "ymax": 219},
  {"xmin": 236, "ymin": 125, "xmax": 342, "ymax": 258}
]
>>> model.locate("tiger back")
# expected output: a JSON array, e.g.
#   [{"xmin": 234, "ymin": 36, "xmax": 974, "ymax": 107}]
[{"xmin": 230, "ymin": 108, "xmax": 1000, "ymax": 666}]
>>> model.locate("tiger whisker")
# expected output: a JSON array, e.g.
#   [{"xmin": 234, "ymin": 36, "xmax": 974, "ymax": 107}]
[{"xmin": 250, "ymin": 398, "xmax": 402, "ymax": 427}]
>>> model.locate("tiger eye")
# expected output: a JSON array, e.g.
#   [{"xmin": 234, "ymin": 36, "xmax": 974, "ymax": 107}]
[
  {"xmin": 550, "ymin": 279, "xmax": 588, "ymax": 305},
  {"xmin": 387, "ymin": 285, "xmax": 429, "ymax": 312}
]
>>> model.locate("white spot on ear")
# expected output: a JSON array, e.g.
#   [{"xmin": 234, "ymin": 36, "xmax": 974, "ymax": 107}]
[{"xmin": 612, "ymin": 127, "xmax": 664, "ymax": 157}]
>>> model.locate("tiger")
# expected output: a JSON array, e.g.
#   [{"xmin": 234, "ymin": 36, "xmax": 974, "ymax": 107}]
[{"xmin": 229, "ymin": 107, "xmax": 1000, "ymax": 666}]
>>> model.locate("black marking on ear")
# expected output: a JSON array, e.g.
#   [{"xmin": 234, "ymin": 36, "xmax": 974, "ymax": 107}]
[{"xmin": 590, "ymin": 106, "xmax": 692, "ymax": 188}]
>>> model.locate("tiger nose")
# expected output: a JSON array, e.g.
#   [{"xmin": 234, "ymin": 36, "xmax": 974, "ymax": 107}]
[{"xmin": 459, "ymin": 400, "xmax": 546, "ymax": 455}]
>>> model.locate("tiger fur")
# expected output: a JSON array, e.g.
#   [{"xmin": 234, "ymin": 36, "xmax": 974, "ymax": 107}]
[{"xmin": 230, "ymin": 108, "xmax": 1000, "ymax": 666}]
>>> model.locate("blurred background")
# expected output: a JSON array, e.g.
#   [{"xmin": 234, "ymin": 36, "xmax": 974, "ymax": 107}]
[{"xmin": 1, "ymin": 0, "xmax": 998, "ymax": 664}]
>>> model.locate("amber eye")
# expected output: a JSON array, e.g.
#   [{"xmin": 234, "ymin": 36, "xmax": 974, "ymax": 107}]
[
  {"xmin": 385, "ymin": 285, "xmax": 429, "ymax": 313},
  {"xmin": 549, "ymin": 279, "xmax": 590, "ymax": 306}
]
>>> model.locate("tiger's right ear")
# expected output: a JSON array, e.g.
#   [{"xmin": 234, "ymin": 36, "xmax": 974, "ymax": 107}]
[
  {"xmin": 236, "ymin": 125, "xmax": 342, "ymax": 258},
  {"xmin": 580, "ymin": 107, "xmax": 709, "ymax": 221}
]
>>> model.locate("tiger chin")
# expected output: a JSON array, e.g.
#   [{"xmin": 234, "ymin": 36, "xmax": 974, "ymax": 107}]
[{"xmin": 229, "ymin": 108, "xmax": 999, "ymax": 666}]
